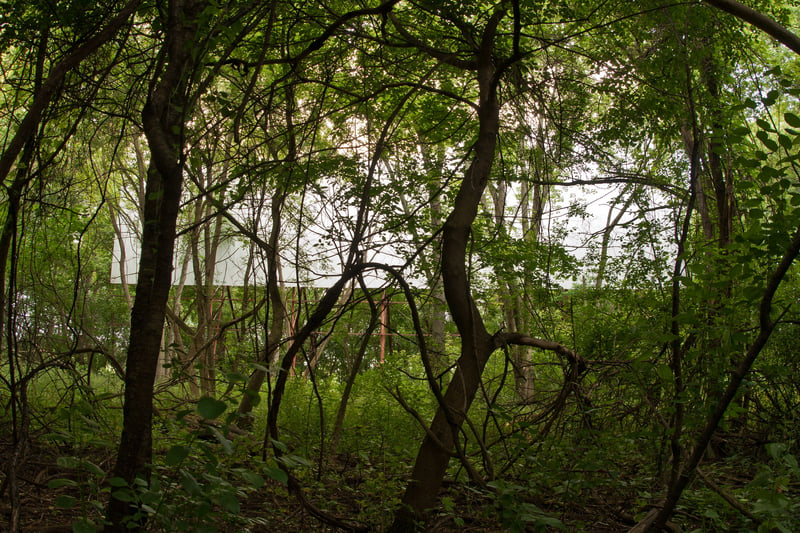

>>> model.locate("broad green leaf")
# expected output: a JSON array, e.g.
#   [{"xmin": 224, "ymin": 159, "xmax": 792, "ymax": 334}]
[
  {"xmin": 264, "ymin": 464, "xmax": 288, "ymax": 485},
  {"xmin": 111, "ymin": 490, "xmax": 136, "ymax": 503},
  {"xmin": 656, "ymin": 364, "xmax": 673, "ymax": 384},
  {"xmin": 237, "ymin": 470, "xmax": 265, "ymax": 488},
  {"xmin": 82, "ymin": 460, "xmax": 105, "ymax": 477},
  {"xmin": 165, "ymin": 444, "xmax": 190, "ymax": 466},
  {"xmin": 766, "ymin": 442, "xmax": 787, "ymax": 459},
  {"xmin": 756, "ymin": 130, "xmax": 778, "ymax": 151},
  {"xmin": 180, "ymin": 469, "xmax": 202, "ymax": 496},
  {"xmin": 762, "ymin": 89, "xmax": 780, "ymax": 106},
  {"xmin": 197, "ymin": 397, "xmax": 227, "ymax": 420},
  {"xmin": 208, "ymin": 426, "xmax": 233, "ymax": 454},
  {"xmin": 756, "ymin": 118, "xmax": 773, "ymax": 131},
  {"xmin": 215, "ymin": 491, "xmax": 240, "ymax": 514},
  {"xmin": 56, "ymin": 495, "xmax": 77, "ymax": 508},
  {"xmin": 785, "ymin": 112, "xmax": 800, "ymax": 128},
  {"xmin": 225, "ymin": 370, "xmax": 247, "ymax": 383}
]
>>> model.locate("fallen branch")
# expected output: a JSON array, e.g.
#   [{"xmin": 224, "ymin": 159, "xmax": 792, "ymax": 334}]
[{"xmin": 696, "ymin": 467, "xmax": 761, "ymax": 526}]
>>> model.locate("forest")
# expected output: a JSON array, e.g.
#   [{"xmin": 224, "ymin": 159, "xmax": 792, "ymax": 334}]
[{"xmin": 2, "ymin": 0, "xmax": 800, "ymax": 531}]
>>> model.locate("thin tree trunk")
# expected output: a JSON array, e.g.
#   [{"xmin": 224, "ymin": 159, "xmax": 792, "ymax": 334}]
[
  {"xmin": 330, "ymin": 282, "xmax": 381, "ymax": 454},
  {"xmin": 645, "ymin": 225, "xmax": 800, "ymax": 531},
  {"xmin": 236, "ymin": 186, "xmax": 288, "ymax": 424},
  {"xmin": 390, "ymin": 13, "xmax": 505, "ymax": 529},
  {"xmin": 595, "ymin": 190, "xmax": 635, "ymax": 289}
]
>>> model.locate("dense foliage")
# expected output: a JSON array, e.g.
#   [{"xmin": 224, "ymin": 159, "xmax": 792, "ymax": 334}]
[{"xmin": 2, "ymin": 0, "xmax": 800, "ymax": 531}]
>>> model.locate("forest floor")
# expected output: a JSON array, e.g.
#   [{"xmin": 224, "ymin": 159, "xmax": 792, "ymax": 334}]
[
  {"xmin": 4, "ymin": 414, "xmax": 791, "ymax": 533},
  {"xmin": 1, "ymin": 431, "xmax": 644, "ymax": 532}
]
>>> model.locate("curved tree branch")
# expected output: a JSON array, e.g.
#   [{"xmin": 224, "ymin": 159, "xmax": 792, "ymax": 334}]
[{"xmin": 704, "ymin": 0, "xmax": 800, "ymax": 55}]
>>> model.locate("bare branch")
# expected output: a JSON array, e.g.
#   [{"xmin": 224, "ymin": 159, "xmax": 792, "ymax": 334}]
[{"xmin": 493, "ymin": 332, "xmax": 585, "ymax": 371}]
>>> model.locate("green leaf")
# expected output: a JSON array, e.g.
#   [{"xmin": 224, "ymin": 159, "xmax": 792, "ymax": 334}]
[
  {"xmin": 778, "ymin": 134, "xmax": 793, "ymax": 150},
  {"xmin": 111, "ymin": 489, "xmax": 136, "ymax": 502},
  {"xmin": 82, "ymin": 460, "xmax": 105, "ymax": 477},
  {"xmin": 48, "ymin": 478, "xmax": 78, "ymax": 489},
  {"xmin": 762, "ymin": 89, "xmax": 780, "ymax": 106},
  {"xmin": 237, "ymin": 469, "xmax": 265, "ymax": 488},
  {"xmin": 785, "ymin": 112, "xmax": 800, "ymax": 128},
  {"xmin": 656, "ymin": 364, "xmax": 673, "ymax": 384},
  {"xmin": 180, "ymin": 469, "xmax": 202, "ymax": 496},
  {"xmin": 756, "ymin": 118, "xmax": 773, "ymax": 131},
  {"xmin": 264, "ymin": 465, "xmax": 288, "ymax": 485},
  {"xmin": 757, "ymin": 130, "xmax": 778, "ymax": 151},
  {"xmin": 56, "ymin": 495, "xmax": 77, "ymax": 508},
  {"xmin": 165, "ymin": 444, "xmax": 190, "ymax": 466},
  {"xmin": 197, "ymin": 397, "xmax": 227, "ymax": 420},
  {"xmin": 208, "ymin": 426, "xmax": 233, "ymax": 454},
  {"xmin": 215, "ymin": 491, "xmax": 240, "ymax": 514},
  {"xmin": 270, "ymin": 438, "xmax": 288, "ymax": 452},
  {"xmin": 225, "ymin": 370, "xmax": 247, "ymax": 383},
  {"xmin": 766, "ymin": 442, "xmax": 787, "ymax": 459},
  {"xmin": 140, "ymin": 504, "xmax": 157, "ymax": 514}
]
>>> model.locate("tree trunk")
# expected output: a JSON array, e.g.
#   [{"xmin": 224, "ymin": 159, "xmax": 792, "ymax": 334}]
[
  {"xmin": 105, "ymin": 0, "xmax": 204, "ymax": 528},
  {"xmin": 330, "ymin": 283, "xmax": 381, "ymax": 454},
  {"xmin": 236, "ymin": 187, "xmax": 288, "ymax": 424},
  {"xmin": 595, "ymin": 190, "xmax": 635, "ymax": 289},
  {"xmin": 390, "ymin": 14, "xmax": 504, "ymax": 529}
]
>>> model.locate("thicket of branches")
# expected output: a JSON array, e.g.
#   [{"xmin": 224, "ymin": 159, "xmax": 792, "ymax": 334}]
[{"xmin": 2, "ymin": 1, "xmax": 800, "ymax": 531}]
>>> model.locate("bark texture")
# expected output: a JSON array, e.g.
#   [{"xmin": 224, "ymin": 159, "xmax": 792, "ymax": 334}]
[{"xmin": 105, "ymin": 0, "xmax": 205, "ymax": 529}]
